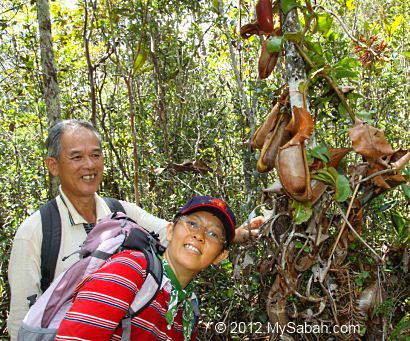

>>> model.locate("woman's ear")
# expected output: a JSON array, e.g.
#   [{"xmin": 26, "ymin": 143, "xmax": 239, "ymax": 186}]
[
  {"xmin": 212, "ymin": 250, "xmax": 229, "ymax": 265},
  {"xmin": 165, "ymin": 222, "xmax": 174, "ymax": 243},
  {"xmin": 46, "ymin": 157, "xmax": 59, "ymax": 177}
]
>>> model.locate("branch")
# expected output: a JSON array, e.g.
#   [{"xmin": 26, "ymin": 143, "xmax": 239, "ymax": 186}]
[
  {"xmin": 293, "ymin": 43, "xmax": 356, "ymax": 122},
  {"xmin": 314, "ymin": 5, "xmax": 379, "ymax": 58},
  {"xmin": 328, "ymin": 178, "xmax": 361, "ymax": 261},
  {"xmin": 358, "ymin": 168, "xmax": 396, "ymax": 184},
  {"xmin": 335, "ymin": 201, "xmax": 384, "ymax": 264}
]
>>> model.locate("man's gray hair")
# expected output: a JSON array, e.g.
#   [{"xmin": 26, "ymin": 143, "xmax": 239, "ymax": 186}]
[{"xmin": 45, "ymin": 119, "xmax": 102, "ymax": 158}]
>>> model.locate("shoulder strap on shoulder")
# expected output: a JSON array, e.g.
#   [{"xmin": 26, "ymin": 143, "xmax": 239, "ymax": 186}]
[
  {"xmin": 103, "ymin": 196, "xmax": 126, "ymax": 214},
  {"xmin": 128, "ymin": 250, "xmax": 163, "ymax": 317},
  {"xmin": 40, "ymin": 198, "xmax": 61, "ymax": 293},
  {"xmin": 120, "ymin": 251, "xmax": 163, "ymax": 341}
]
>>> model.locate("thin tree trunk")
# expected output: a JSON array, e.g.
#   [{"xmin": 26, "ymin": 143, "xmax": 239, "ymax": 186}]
[
  {"xmin": 218, "ymin": 0, "xmax": 256, "ymax": 210},
  {"xmin": 148, "ymin": 25, "xmax": 170, "ymax": 159},
  {"xmin": 36, "ymin": 0, "xmax": 61, "ymax": 198},
  {"xmin": 125, "ymin": 78, "xmax": 140, "ymax": 206},
  {"xmin": 106, "ymin": 0, "xmax": 141, "ymax": 205},
  {"xmin": 83, "ymin": 0, "xmax": 97, "ymax": 125}
]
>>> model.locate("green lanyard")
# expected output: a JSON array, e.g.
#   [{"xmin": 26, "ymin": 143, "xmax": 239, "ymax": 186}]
[{"xmin": 161, "ymin": 257, "xmax": 195, "ymax": 341}]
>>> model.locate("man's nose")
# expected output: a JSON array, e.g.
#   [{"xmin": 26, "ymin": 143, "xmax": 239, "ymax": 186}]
[{"xmin": 83, "ymin": 156, "xmax": 96, "ymax": 168}]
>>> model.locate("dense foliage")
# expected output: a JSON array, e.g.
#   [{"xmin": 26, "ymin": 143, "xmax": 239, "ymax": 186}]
[{"xmin": 0, "ymin": 0, "xmax": 408, "ymax": 339}]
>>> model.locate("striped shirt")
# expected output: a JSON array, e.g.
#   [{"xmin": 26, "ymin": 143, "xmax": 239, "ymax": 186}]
[{"xmin": 56, "ymin": 250, "xmax": 197, "ymax": 341}]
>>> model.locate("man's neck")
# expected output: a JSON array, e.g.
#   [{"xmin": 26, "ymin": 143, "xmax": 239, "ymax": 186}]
[{"xmin": 61, "ymin": 190, "xmax": 97, "ymax": 224}]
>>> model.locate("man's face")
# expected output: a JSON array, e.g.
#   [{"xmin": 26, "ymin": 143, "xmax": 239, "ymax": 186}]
[
  {"xmin": 165, "ymin": 211, "xmax": 229, "ymax": 278},
  {"xmin": 46, "ymin": 127, "xmax": 104, "ymax": 201}
]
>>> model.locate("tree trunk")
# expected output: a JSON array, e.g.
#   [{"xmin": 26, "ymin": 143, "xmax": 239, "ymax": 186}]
[
  {"xmin": 149, "ymin": 26, "xmax": 170, "ymax": 160},
  {"xmin": 219, "ymin": 0, "xmax": 256, "ymax": 211},
  {"xmin": 283, "ymin": 10, "xmax": 308, "ymax": 111},
  {"xmin": 36, "ymin": 0, "xmax": 61, "ymax": 198},
  {"xmin": 283, "ymin": 9, "xmax": 316, "ymax": 149},
  {"xmin": 125, "ymin": 78, "xmax": 141, "ymax": 206},
  {"xmin": 83, "ymin": 0, "xmax": 97, "ymax": 125}
]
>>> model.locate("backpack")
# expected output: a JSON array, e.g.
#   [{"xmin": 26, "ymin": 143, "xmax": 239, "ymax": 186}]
[
  {"xmin": 18, "ymin": 212, "xmax": 166, "ymax": 341},
  {"xmin": 39, "ymin": 196, "xmax": 125, "ymax": 293}
]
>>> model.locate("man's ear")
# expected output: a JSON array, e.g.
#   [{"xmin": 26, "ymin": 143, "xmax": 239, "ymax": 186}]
[
  {"xmin": 165, "ymin": 222, "xmax": 174, "ymax": 243},
  {"xmin": 46, "ymin": 157, "xmax": 59, "ymax": 177},
  {"xmin": 212, "ymin": 249, "xmax": 229, "ymax": 265}
]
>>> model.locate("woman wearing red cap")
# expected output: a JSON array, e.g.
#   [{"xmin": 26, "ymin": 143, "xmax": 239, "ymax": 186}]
[{"xmin": 56, "ymin": 196, "xmax": 237, "ymax": 341}]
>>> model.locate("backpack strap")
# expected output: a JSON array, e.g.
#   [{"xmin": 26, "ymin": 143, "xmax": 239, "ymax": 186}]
[
  {"xmin": 120, "ymin": 250, "xmax": 163, "ymax": 341},
  {"xmin": 103, "ymin": 197, "xmax": 126, "ymax": 214},
  {"xmin": 40, "ymin": 199, "xmax": 61, "ymax": 293},
  {"xmin": 40, "ymin": 196, "xmax": 125, "ymax": 293}
]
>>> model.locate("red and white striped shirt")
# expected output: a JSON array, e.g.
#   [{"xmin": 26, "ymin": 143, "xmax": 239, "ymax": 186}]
[{"xmin": 56, "ymin": 250, "xmax": 197, "ymax": 341}]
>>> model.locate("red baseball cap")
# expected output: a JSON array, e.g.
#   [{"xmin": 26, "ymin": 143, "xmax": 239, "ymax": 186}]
[{"xmin": 174, "ymin": 196, "xmax": 236, "ymax": 246}]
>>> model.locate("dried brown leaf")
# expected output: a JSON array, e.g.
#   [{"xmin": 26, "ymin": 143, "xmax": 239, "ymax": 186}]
[{"xmin": 348, "ymin": 118, "xmax": 394, "ymax": 164}]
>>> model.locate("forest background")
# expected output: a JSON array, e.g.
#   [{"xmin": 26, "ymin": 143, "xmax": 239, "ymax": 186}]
[{"xmin": 0, "ymin": 0, "xmax": 409, "ymax": 340}]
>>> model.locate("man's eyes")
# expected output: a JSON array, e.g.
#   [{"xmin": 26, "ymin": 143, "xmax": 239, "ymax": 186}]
[{"xmin": 70, "ymin": 153, "xmax": 101, "ymax": 160}]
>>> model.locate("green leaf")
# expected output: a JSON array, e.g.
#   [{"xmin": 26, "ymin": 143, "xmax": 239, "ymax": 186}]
[
  {"xmin": 391, "ymin": 211, "xmax": 405, "ymax": 234},
  {"xmin": 281, "ymin": 0, "xmax": 298, "ymax": 14},
  {"xmin": 266, "ymin": 36, "xmax": 283, "ymax": 53},
  {"xmin": 298, "ymin": 81, "xmax": 306, "ymax": 93},
  {"xmin": 356, "ymin": 110, "xmax": 374, "ymax": 123},
  {"xmin": 334, "ymin": 67, "xmax": 359, "ymax": 79},
  {"xmin": 211, "ymin": 0, "xmax": 221, "ymax": 13},
  {"xmin": 133, "ymin": 48, "xmax": 148, "ymax": 74},
  {"xmin": 309, "ymin": 145, "xmax": 331, "ymax": 163},
  {"xmin": 335, "ymin": 173, "xmax": 351, "ymax": 202},
  {"xmin": 292, "ymin": 200, "xmax": 312, "ymax": 224},
  {"xmin": 390, "ymin": 15, "xmax": 402, "ymax": 36},
  {"xmin": 401, "ymin": 184, "xmax": 410, "ymax": 200},
  {"xmin": 312, "ymin": 168, "xmax": 336, "ymax": 186},
  {"xmin": 346, "ymin": 0, "xmax": 355, "ymax": 10},
  {"xmin": 317, "ymin": 12, "xmax": 333, "ymax": 34},
  {"xmin": 284, "ymin": 32, "xmax": 303, "ymax": 43},
  {"xmin": 338, "ymin": 102, "xmax": 349, "ymax": 118}
]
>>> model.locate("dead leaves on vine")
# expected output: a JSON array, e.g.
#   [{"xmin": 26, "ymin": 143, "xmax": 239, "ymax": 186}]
[
  {"xmin": 348, "ymin": 118, "xmax": 410, "ymax": 194},
  {"xmin": 353, "ymin": 35, "xmax": 389, "ymax": 67}
]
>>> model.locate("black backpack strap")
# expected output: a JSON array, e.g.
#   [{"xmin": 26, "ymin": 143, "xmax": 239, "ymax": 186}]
[
  {"xmin": 39, "ymin": 198, "xmax": 61, "ymax": 293},
  {"xmin": 39, "ymin": 196, "xmax": 124, "ymax": 293},
  {"xmin": 103, "ymin": 197, "xmax": 126, "ymax": 214}
]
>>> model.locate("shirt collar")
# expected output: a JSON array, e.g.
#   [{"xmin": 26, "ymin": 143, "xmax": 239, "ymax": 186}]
[{"xmin": 58, "ymin": 186, "xmax": 108, "ymax": 226}]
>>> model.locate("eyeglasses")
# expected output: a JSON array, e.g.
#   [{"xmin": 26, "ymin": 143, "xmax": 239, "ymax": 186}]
[{"xmin": 177, "ymin": 216, "xmax": 226, "ymax": 246}]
